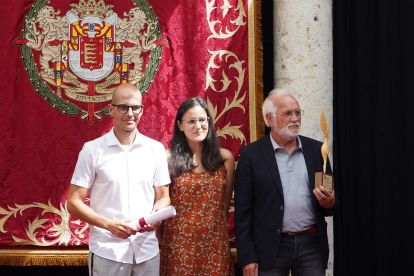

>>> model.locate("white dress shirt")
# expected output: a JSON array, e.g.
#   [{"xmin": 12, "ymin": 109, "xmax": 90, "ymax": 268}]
[{"xmin": 71, "ymin": 128, "xmax": 170, "ymax": 264}]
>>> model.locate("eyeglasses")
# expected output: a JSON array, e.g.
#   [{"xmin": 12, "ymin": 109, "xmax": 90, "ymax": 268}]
[
  {"xmin": 111, "ymin": 104, "xmax": 144, "ymax": 114},
  {"xmin": 181, "ymin": 117, "xmax": 210, "ymax": 126},
  {"xmin": 270, "ymin": 110, "xmax": 304, "ymax": 118}
]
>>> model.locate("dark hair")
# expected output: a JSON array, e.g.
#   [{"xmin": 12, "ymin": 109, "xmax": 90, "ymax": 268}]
[{"xmin": 170, "ymin": 96, "xmax": 225, "ymax": 177}]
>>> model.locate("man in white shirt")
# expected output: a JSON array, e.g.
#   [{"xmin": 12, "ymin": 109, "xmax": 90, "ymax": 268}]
[{"xmin": 68, "ymin": 83, "xmax": 171, "ymax": 276}]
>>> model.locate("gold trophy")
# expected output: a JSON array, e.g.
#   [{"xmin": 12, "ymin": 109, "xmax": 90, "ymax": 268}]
[{"xmin": 315, "ymin": 109, "xmax": 334, "ymax": 193}]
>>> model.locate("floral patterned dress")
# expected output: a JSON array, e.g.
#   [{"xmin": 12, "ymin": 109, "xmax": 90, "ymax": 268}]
[{"xmin": 160, "ymin": 166, "xmax": 234, "ymax": 276}]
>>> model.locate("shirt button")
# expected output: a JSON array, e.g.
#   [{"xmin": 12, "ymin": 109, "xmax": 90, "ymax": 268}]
[
  {"xmin": 277, "ymin": 229, "xmax": 281, "ymax": 234},
  {"xmin": 280, "ymin": 206, "xmax": 284, "ymax": 210}
]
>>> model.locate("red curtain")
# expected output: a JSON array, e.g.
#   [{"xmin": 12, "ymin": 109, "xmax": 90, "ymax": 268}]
[{"xmin": 0, "ymin": 0, "xmax": 251, "ymax": 256}]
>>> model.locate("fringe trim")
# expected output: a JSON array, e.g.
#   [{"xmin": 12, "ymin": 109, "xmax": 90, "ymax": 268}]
[
  {"xmin": 0, "ymin": 249, "xmax": 89, "ymax": 266},
  {"xmin": 0, "ymin": 255, "xmax": 88, "ymax": 266},
  {"xmin": 254, "ymin": 0, "xmax": 264, "ymax": 140},
  {"xmin": 1, "ymin": 250, "xmax": 237, "ymax": 265}
]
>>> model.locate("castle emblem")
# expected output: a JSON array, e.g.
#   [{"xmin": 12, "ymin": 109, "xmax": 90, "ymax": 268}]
[{"xmin": 15, "ymin": 0, "xmax": 167, "ymax": 124}]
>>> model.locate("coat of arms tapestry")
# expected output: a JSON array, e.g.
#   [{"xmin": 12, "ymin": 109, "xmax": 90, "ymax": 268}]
[{"xmin": 0, "ymin": 0, "xmax": 263, "ymax": 265}]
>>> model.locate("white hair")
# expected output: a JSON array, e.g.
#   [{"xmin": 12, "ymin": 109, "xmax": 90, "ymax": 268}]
[{"xmin": 262, "ymin": 88, "xmax": 293, "ymax": 127}]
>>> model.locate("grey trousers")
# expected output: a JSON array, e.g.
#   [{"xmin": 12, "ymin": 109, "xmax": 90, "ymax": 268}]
[{"xmin": 89, "ymin": 251, "xmax": 160, "ymax": 276}]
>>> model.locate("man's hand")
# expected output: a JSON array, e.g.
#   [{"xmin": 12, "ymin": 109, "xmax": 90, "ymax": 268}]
[
  {"xmin": 144, "ymin": 184, "xmax": 169, "ymax": 233},
  {"xmin": 313, "ymin": 186, "xmax": 335, "ymax": 210},
  {"xmin": 107, "ymin": 219, "xmax": 138, "ymax": 239},
  {"xmin": 242, "ymin": 263, "xmax": 258, "ymax": 276},
  {"xmin": 139, "ymin": 209, "xmax": 162, "ymax": 233},
  {"xmin": 141, "ymin": 221, "xmax": 161, "ymax": 232}
]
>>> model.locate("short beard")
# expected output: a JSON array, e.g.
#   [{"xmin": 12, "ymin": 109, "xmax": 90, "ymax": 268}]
[{"xmin": 274, "ymin": 122, "xmax": 301, "ymax": 141}]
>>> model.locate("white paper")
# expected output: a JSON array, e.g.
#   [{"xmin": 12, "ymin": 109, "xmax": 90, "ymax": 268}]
[{"xmin": 128, "ymin": 205, "xmax": 176, "ymax": 230}]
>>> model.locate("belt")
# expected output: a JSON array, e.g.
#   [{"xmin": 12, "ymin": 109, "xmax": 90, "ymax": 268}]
[{"xmin": 284, "ymin": 225, "xmax": 318, "ymax": 235}]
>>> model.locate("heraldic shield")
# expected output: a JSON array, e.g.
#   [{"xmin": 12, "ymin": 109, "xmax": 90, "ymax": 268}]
[
  {"xmin": 14, "ymin": 0, "xmax": 167, "ymax": 124},
  {"xmin": 66, "ymin": 9, "xmax": 117, "ymax": 81}
]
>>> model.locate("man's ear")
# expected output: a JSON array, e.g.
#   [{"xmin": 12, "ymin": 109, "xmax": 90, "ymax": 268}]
[
  {"xmin": 108, "ymin": 103, "xmax": 114, "ymax": 117},
  {"xmin": 266, "ymin": 113, "xmax": 274, "ymax": 127}
]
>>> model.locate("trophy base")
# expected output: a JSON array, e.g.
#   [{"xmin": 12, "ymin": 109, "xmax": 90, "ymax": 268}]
[{"xmin": 315, "ymin": 172, "xmax": 334, "ymax": 193}]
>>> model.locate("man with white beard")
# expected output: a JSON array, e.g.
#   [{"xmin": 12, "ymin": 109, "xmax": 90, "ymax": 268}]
[{"xmin": 235, "ymin": 89, "xmax": 337, "ymax": 276}]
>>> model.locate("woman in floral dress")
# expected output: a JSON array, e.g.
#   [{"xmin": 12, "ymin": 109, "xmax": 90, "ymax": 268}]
[{"xmin": 159, "ymin": 97, "xmax": 235, "ymax": 276}]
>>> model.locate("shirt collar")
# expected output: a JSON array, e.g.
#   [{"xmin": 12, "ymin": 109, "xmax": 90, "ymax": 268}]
[
  {"xmin": 270, "ymin": 133, "xmax": 302, "ymax": 152},
  {"xmin": 106, "ymin": 127, "xmax": 143, "ymax": 148}
]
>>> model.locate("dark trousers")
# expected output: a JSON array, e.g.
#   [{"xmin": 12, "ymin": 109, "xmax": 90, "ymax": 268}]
[{"xmin": 259, "ymin": 232, "xmax": 325, "ymax": 276}]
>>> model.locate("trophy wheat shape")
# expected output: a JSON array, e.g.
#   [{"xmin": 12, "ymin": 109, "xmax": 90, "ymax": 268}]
[{"xmin": 320, "ymin": 109, "xmax": 329, "ymax": 173}]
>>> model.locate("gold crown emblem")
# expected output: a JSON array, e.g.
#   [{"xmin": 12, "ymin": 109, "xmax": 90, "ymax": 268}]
[{"xmin": 70, "ymin": 0, "xmax": 114, "ymax": 19}]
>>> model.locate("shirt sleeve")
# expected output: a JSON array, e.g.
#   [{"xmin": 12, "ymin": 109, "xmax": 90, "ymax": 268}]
[
  {"xmin": 153, "ymin": 143, "xmax": 171, "ymax": 187},
  {"xmin": 70, "ymin": 143, "xmax": 96, "ymax": 188}
]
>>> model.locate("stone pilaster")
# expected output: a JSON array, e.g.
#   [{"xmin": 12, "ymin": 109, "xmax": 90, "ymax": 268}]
[{"xmin": 273, "ymin": 1, "xmax": 334, "ymax": 274}]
